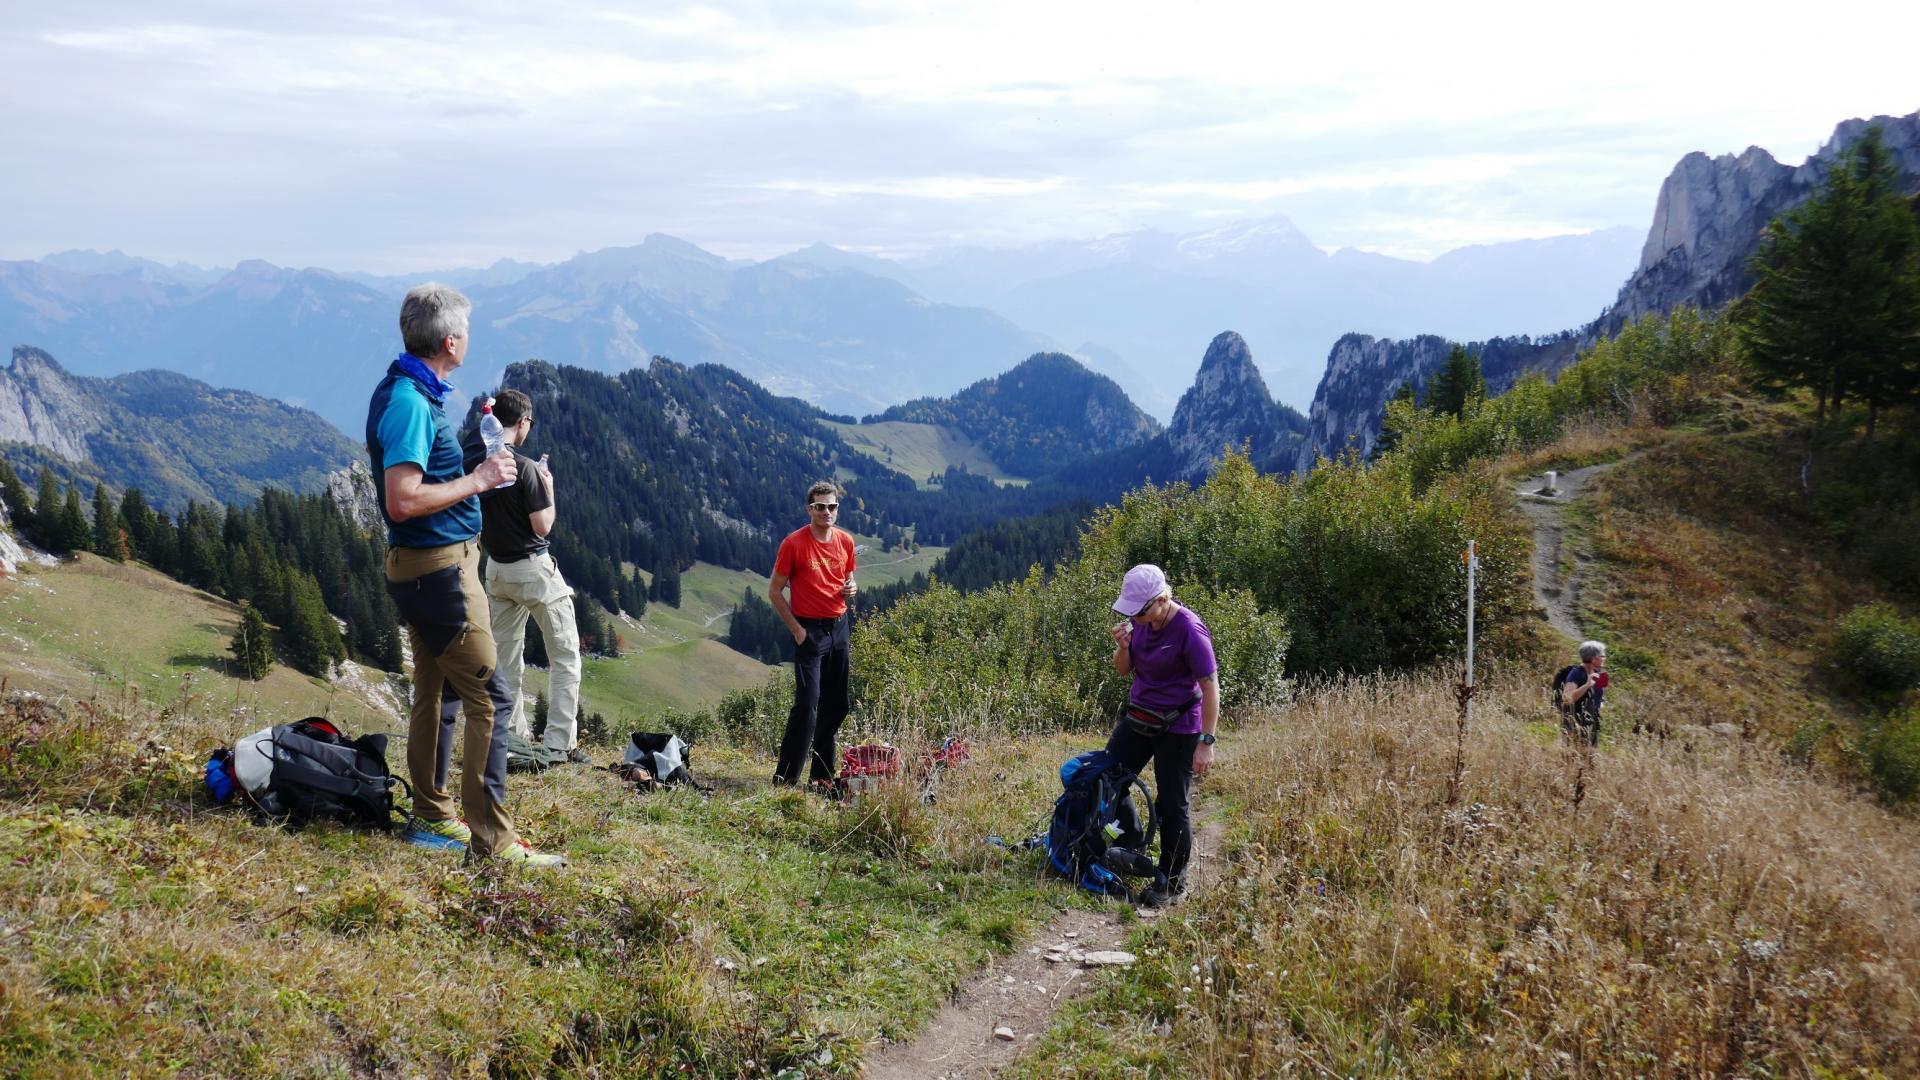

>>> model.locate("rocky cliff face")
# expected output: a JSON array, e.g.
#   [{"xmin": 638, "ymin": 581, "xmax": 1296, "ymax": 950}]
[
  {"xmin": 1291, "ymin": 332, "xmax": 1580, "ymax": 472},
  {"xmin": 1608, "ymin": 113, "xmax": 1920, "ymax": 330},
  {"xmin": 1167, "ymin": 331, "xmax": 1304, "ymax": 479},
  {"xmin": 1293, "ymin": 110, "xmax": 1920, "ymax": 469},
  {"xmin": 0, "ymin": 347, "xmax": 101, "ymax": 463},
  {"xmin": 0, "ymin": 346, "xmax": 361, "ymax": 511},
  {"xmin": 1291, "ymin": 333, "xmax": 1452, "ymax": 470},
  {"xmin": 325, "ymin": 460, "xmax": 383, "ymax": 535}
]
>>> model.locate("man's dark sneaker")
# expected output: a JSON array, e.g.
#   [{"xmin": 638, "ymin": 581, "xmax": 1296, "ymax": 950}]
[
  {"xmin": 563, "ymin": 747, "xmax": 593, "ymax": 765},
  {"xmin": 1136, "ymin": 878, "xmax": 1186, "ymax": 908}
]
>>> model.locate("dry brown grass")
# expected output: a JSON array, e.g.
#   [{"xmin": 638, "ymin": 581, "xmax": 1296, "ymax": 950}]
[
  {"xmin": 1579, "ymin": 428, "xmax": 1885, "ymax": 756},
  {"xmin": 1017, "ymin": 666, "xmax": 1920, "ymax": 1077}
]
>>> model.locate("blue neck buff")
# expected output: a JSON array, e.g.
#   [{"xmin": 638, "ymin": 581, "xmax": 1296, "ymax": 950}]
[{"xmin": 395, "ymin": 353, "xmax": 454, "ymax": 399}]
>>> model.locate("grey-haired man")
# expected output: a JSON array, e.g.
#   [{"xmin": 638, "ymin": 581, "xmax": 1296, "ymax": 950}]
[{"xmin": 367, "ymin": 283, "xmax": 564, "ymax": 868}]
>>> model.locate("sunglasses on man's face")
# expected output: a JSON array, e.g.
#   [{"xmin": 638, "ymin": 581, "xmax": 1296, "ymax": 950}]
[{"xmin": 810, "ymin": 502, "xmax": 839, "ymax": 513}]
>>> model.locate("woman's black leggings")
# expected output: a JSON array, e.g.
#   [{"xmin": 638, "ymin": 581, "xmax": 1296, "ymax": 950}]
[{"xmin": 1103, "ymin": 721, "xmax": 1200, "ymax": 884}]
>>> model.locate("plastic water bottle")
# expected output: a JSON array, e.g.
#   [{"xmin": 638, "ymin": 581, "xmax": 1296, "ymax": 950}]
[
  {"xmin": 477, "ymin": 398, "xmax": 512, "ymax": 489},
  {"xmin": 479, "ymin": 397, "xmax": 505, "ymax": 455}
]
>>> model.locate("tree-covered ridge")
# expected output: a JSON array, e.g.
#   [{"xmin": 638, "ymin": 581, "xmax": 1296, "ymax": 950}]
[
  {"xmin": 0, "ymin": 460, "xmax": 399, "ymax": 677},
  {"xmin": 488, "ymin": 357, "xmax": 1134, "ymax": 623},
  {"xmin": 489, "ymin": 358, "xmax": 905, "ymax": 617},
  {"xmin": 870, "ymin": 352, "xmax": 1160, "ymax": 476}
]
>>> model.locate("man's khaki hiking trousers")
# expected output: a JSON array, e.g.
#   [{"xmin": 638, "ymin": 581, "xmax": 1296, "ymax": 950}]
[
  {"xmin": 385, "ymin": 540, "xmax": 519, "ymax": 857},
  {"xmin": 486, "ymin": 551, "xmax": 582, "ymax": 752}
]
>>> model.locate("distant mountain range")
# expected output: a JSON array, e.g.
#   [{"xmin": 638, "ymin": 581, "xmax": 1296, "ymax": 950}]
[
  {"xmin": 0, "ymin": 346, "xmax": 361, "ymax": 511},
  {"xmin": 0, "ymin": 240, "xmax": 1045, "ymax": 434},
  {"xmin": 1291, "ymin": 109, "xmax": 1920, "ymax": 470},
  {"xmin": 3, "ymin": 221, "xmax": 1639, "ymax": 436},
  {"xmin": 781, "ymin": 221, "xmax": 1643, "ymax": 416}
]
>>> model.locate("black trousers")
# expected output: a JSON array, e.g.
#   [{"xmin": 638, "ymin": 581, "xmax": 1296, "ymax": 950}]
[
  {"xmin": 1104, "ymin": 720, "xmax": 1201, "ymax": 884},
  {"xmin": 775, "ymin": 614, "xmax": 851, "ymax": 784}
]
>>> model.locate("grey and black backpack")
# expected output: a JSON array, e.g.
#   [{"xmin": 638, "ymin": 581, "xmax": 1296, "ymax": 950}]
[{"xmin": 232, "ymin": 718, "xmax": 403, "ymax": 830}]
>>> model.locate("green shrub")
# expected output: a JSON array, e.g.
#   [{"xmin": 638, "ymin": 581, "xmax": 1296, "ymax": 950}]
[
  {"xmin": 1829, "ymin": 603, "xmax": 1920, "ymax": 702},
  {"xmin": 1382, "ymin": 307, "xmax": 1743, "ymax": 495},
  {"xmin": 853, "ymin": 561, "xmax": 1287, "ymax": 734},
  {"xmin": 1865, "ymin": 706, "xmax": 1920, "ymax": 801},
  {"xmin": 1085, "ymin": 452, "xmax": 1527, "ymax": 676}
]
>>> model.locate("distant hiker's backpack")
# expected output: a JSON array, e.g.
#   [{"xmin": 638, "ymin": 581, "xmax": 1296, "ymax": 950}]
[
  {"xmin": 622, "ymin": 732, "xmax": 710, "ymax": 791},
  {"xmin": 1549, "ymin": 664, "xmax": 1583, "ymax": 715},
  {"xmin": 436, "ymin": 690, "xmax": 564, "ymax": 773},
  {"xmin": 1035, "ymin": 750, "xmax": 1158, "ymax": 900},
  {"xmin": 504, "ymin": 730, "xmax": 567, "ymax": 773},
  {"xmin": 230, "ymin": 718, "xmax": 402, "ymax": 830}
]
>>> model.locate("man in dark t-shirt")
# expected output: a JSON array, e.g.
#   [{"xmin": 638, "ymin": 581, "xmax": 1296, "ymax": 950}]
[
  {"xmin": 462, "ymin": 389, "xmax": 586, "ymax": 762},
  {"xmin": 1559, "ymin": 640, "xmax": 1608, "ymax": 747}
]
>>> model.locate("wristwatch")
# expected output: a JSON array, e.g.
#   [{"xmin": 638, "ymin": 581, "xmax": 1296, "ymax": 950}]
[{"xmin": 1198, "ymin": 733, "xmax": 1217, "ymax": 746}]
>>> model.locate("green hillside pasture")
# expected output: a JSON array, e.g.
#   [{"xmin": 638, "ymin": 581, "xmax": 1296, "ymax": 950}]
[
  {"xmin": 0, "ymin": 553, "xmax": 398, "ymax": 735},
  {"xmin": 0, "ymin": 686, "xmax": 1099, "ymax": 1077},
  {"xmin": 521, "ymin": 562, "xmax": 779, "ymax": 728},
  {"xmin": 823, "ymin": 419, "xmax": 1030, "ymax": 489},
  {"xmin": 848, "ymin": 534, "xmax": 944, "ymax": 589},
  {"xmin": 538, "ymin": 549, "xmax": 944, "ymax": 731}
]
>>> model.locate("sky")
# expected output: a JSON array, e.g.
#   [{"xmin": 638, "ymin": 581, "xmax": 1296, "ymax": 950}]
[{"xmin": 5, "ymin": 0, "xmax": 1917, "ymax": 273}]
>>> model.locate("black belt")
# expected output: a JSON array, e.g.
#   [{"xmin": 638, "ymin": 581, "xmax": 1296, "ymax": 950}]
[{"xmin": 488, "ymin": 550, "xmax": 545, "ymax": 564}]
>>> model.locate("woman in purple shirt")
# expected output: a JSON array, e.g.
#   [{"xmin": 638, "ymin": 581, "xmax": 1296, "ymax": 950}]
[{"xmin": 1106, "ymin": 563, "xmax": 1220, "ymax": 907}]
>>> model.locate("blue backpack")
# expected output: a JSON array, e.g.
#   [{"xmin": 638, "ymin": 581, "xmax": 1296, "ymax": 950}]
[{"xmin": 1036, "ymin": 751, "xmax": 1158, "ymax": 899}]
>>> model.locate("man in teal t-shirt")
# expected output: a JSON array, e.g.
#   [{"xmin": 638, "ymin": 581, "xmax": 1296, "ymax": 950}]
[{"xmin": 366, "ymin": 283, "xmax": 563, "ymax": 869}]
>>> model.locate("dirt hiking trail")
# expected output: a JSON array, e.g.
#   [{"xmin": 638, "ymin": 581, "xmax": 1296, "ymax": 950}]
[
  {"xmin": 1514, "ymin": 453, "xmax": 1642, "ymax": 642},
  {"xmin": 862, "ymin": 817, "xmax": 1227, "ymax": 1080}
]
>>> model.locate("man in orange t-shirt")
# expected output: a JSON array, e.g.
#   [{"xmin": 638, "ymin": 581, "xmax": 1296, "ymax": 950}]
[{"xmin": 769, "ymin": 480, "xmax": 859, "ymax": 785}]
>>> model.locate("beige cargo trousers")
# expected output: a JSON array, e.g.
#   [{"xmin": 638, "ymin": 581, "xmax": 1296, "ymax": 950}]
[
  {"xmin": 384, "ymin": 540, "xmax": 519, "ymax": 857},
  {"xmin": 486, "ymin": 551, "xmax": 583, "ymax": 752}
]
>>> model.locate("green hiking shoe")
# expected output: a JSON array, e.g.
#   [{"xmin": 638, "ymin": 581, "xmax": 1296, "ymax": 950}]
[
  {"xmin": 466, "ymin": 838, "xmax": 568, "ymax": 869},
  {"xmin": 407, "ymin": 816, "xmax": 472, "ymax": 849}
]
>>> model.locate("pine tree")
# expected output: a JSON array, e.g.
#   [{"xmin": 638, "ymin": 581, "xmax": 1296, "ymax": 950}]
[
  {"xmin": 230, "ymin": 602, "xmax": 275, "ymax": 680},
  {"xmin": 32, "ymin": 469, "xmax": 60, "ymax": 550},
  {"xmin": 281, "ymin": 570, "xmax": 345, "ymax": 676},
  {"xmin": 1423, "ymin": 345, "xmax": 1486, "ymax": 418},
  {"xmin": 59, "ymin": 486, "xmax": 91, "ymax": 555},
  {"xmin": 91, "ymin": 483, "xmax": 122, "ymax": 559},
  {"xmin": 0, "ymin": 461, "xmax": 30, "ymax": 536},
  {"xmin": 1740, "ymin": 126, "xmax": 1920, "ymax": 435},
  {"xmin": 118, "ymin": 488, "xmax": 152, "ymax": 561},
  {"xmin": 1373, "ymin": 381, "xmax": 1421, "ymax": 458}
]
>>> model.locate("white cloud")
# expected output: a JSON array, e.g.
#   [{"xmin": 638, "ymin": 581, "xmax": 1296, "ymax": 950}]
[{"xmin": 4, "ymin": 0, "xmax": 1917, "ymax": 268}]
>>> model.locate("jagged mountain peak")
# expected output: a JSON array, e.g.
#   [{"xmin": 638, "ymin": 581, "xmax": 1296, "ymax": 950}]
[{"xmin": 1167, "ymin": 332, "xmax": 1303, "ymax": 479}]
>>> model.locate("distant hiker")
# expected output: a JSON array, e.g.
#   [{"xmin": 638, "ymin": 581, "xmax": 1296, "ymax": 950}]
[
  {"xmin": 1557, "ymin": 640, "xmax": 1609, "ymax": 747},
  {"xmin": 366, "ymin": 283, "xmax": 564, "ymax": 868},
  {"xmin": 460, "ymin": 389, "xmax": 588, "ymax": 765},
  {"xmin": 768, "ymin": 481, "xmax": 857, "ymax": 787},
  {"xmin": 1106, "ymin": 563, "xmax": 1219, "ymax": 908}
]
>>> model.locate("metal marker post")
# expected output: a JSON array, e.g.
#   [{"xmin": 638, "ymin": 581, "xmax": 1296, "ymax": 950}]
[
  {"xmin": 1466, "ymin": 539, "xmax": 1477, "ymax": 705},
  {"xmin": 1448, "ymin": 539, "xmax": 1480, "ymax": 809}
]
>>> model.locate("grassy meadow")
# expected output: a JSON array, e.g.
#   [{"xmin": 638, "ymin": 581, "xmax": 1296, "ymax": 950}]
[
  {"xmin": 0, "ymin": 552, "xmax": 400, "ymax": 736},
  {"xmin": 822, "ymin": 419, "xmax": 1030, "ymax": 489},
  {"xmin": 0, "ymin": 676, "xmax": 1113, "ymax": 1077}
]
